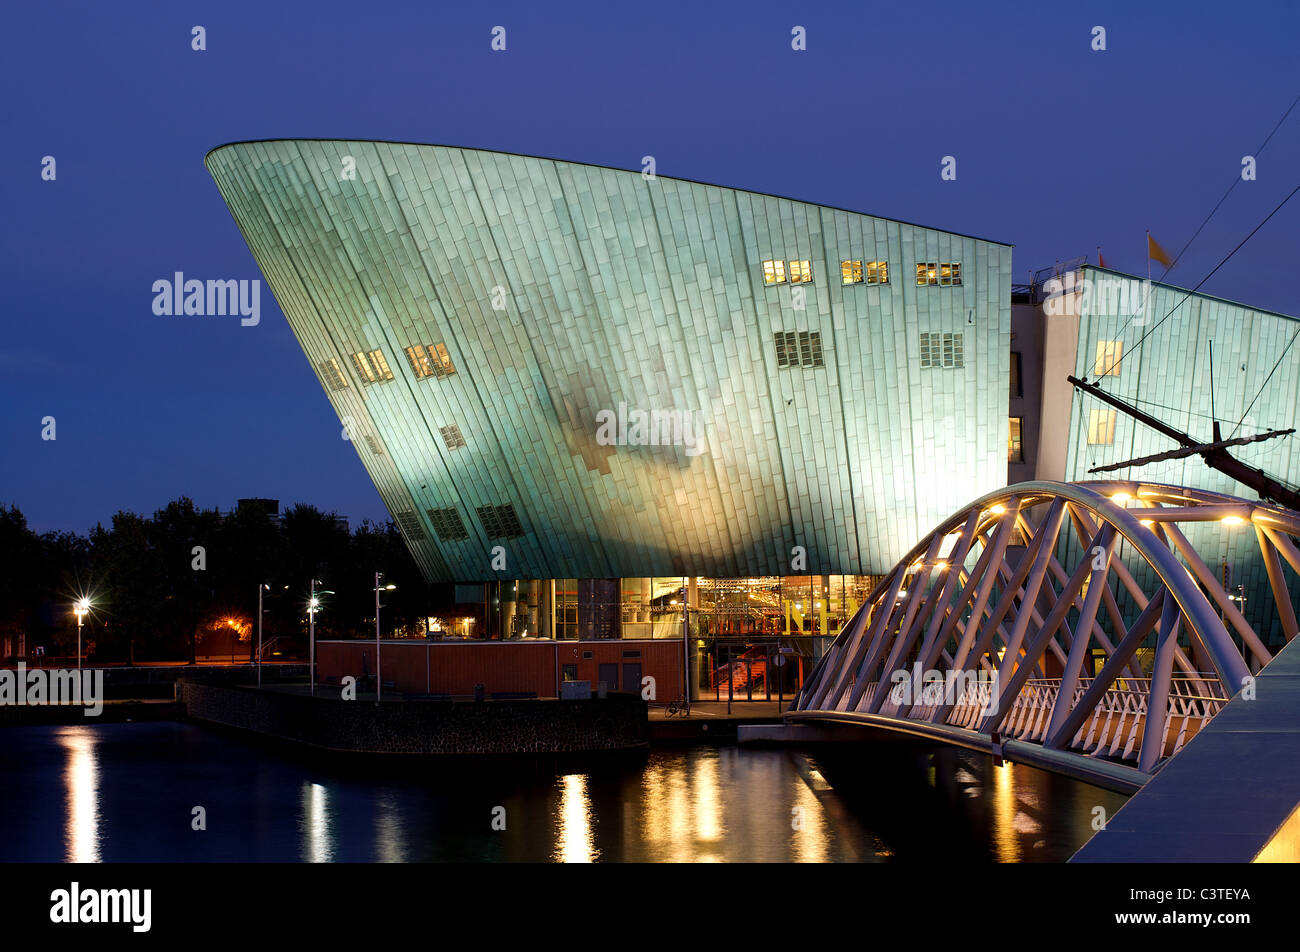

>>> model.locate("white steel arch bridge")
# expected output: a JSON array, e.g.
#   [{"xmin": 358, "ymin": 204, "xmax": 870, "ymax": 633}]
[{"xmin": 790, "ymin": 481, "xmax": 1300, "ymax": 793}]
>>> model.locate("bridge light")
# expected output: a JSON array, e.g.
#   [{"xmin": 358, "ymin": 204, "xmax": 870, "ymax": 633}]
[
  {"xmin": 935, "ymin": 561, "xmax": 948, "ymax": 571},
  {"xmin": 1111, "ymin": 492, "xmax": 1132, "ymax": 505},
  {"xmin": 1139, "ymin": 518, "xmax": 1154, "ymax": 528},
  {"xmin": 989, "ymin": 504, "xmax": 1006, "ymax": 515},
  {"xmin": 1221, "ymin": 515, "xmax": 1246, "ymax": 526}
]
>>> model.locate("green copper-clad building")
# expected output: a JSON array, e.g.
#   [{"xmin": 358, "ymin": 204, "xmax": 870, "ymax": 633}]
[{"xmin": 207, "ymin": 140, "xmax": 1014, "ymax": 587}]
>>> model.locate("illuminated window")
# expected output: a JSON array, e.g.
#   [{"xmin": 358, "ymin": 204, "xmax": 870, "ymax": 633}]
[
  {"xmin": 351, "ymin": 352, "xmax": 376, "ymax": 384},
  {"xmin": 1008, "ymin": 417, "xmax": 1024, "ymax": 462},
  {"xmin": 916, "ymin": 263, "xmax": 938, "ymax": 286},
  {"xmin": 429, "ymin": 343, "xmax": 455, "ymax": 377},
  {"xmin": 866, "ymin": 261, "xmax": 889, "ymax": 284},
  {"xmin": 763, "ymin": 260, "xmax": 786, "ymax": 285},
  {"xmin": 1095, "ymin": 340, "xmax": 1123, "ymax": 377},
  {"xmin": 351, "ymin": 349, "xmax": 394, "ymax": 384},
  {"xmin": 1010, "ymin": 351, "xmax": 1022, "ymax": 397},
  {"xmin": 789, "ymin": 260, "xmax": 813, "ymax": 283},
  {"xmin": 368, "ymin": 349, "xmax": 394, "ymax": 380},
  {"xmin": 920, "ymin": 332, "xmax": 963, "ymax": 369},
  {"xmin": 775, "ymin": 331, "xmax": 823, "ymax": 368},
  {"xmin": 405, "ymin": 343, "xmax": 457, "ymax": 380},
  {"xmin": 427, "ymin": 507, "xmax": 469, "ymax": 542},
  {"xmin": 440, "ymin": 424, "xmax": 467, "ymax": 451},
  {"xmin": 940, "ymin": 262, "xmax": 962, "ymax": 286},
  {"xmin": 404, "ymin": 345, "xmax": 431, "ymax": 378},
  {"xmin": 1088, "ymin": 409, "xmax": 1117, "ymax": 445},
  {"xmin": 841, "ymin": 260, "xmax": 863, "ymax": 285},
  {"xmin": 319, "ymin": 358, "xmax": 349, "ymax": 391}
]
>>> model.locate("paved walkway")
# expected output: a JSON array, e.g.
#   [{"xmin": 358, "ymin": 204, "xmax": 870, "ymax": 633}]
[{"xmin": 647, "ymin": 700, "xmax": 789, "ymax": 722}]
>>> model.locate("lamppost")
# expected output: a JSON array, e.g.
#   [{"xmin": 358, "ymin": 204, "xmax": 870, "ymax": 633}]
[
  {"xmin": 374, "ymin": 572, "xmax": 397, "ymax": 702},
  {"xmin": 308, "ymin": 580, "xmax": 335, "ymax": 696},
  {"xmin": 257, "ymin": 583, "xmax": 269, "ymax": 688},
  {"xmin": 73, "ymin": 598, "xmax": 90, "ymax": 675}
]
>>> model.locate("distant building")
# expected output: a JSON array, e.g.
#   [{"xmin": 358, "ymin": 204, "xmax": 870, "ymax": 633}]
[
  {"xmin": 232, "ymin": 497, "xmax": 348, "ymax": 531},
  {"xmin": 236, "ymin": 497, "xmax": 280, "ymax": 517}
]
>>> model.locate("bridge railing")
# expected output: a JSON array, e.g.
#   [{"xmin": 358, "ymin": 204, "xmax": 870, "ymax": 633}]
[{"xmin": 845, "ymin": 674, "xmax": 1229, "ymax": 768}]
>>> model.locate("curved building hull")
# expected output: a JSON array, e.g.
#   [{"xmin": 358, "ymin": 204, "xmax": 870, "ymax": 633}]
[{"xmin": 207, "ymin": 140, "xmax": 1013, "ymax": 582}]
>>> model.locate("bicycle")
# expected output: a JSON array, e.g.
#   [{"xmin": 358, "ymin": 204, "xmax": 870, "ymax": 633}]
[{"xmin": 666, "ymin": 696, "xmax": 690, "ymax": 717}]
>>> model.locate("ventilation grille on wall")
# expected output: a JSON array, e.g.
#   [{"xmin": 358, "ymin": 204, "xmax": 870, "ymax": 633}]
[
  {"xmin": 440, "ymin": 424, "xmax": 467, "ymax": 450},
  {"xmin": 920, "ymin": 332, "xmax": 964, "ymax": 369},
  {"xmin": 394, "ymin": 510, "xmax": 425, "ymax": 539},
  {"xmin": 476, "ymin": 504, "xmax": 524, "ymax": 539},
  {"xmin": 774, "ymin": 331, "xmax": 824, "ymax": 368},
  {"xmin": 427, "ymin": 507, "xmax": 469, "ymax": 542}
]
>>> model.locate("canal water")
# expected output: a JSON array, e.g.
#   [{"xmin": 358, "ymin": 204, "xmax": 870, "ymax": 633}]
[{"xmin": 0, "ymin": 722, "xmax": 1125, "ymax": 862}]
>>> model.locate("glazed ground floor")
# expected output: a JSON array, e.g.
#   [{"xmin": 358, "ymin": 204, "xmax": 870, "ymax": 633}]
[{"xmin": 349, "ymin": 574, "xmax": 886, "ymax": 700}]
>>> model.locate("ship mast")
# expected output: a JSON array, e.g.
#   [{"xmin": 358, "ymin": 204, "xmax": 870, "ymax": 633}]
[{"xmin": 1067, "ymin": 374, "xmax": 1300, "ymax": 511}]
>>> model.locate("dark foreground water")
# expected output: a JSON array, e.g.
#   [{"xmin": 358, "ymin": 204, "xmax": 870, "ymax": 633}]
[{"xmin": 0, "ymin": 723, "xmax": 1125, "ymax": 862}]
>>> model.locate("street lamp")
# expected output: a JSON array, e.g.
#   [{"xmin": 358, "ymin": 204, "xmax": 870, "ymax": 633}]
[
  {"xmin": 257, "ymin": 583, "xmax": 269, "ymax": 688},
  {"xmin": 374, "ymin": 573, "xmax": 397, "ymax": 702},
  {"xmin": 308, "ymin": 580, "xmax": 335, "ymax": 697},
  {"xmin": 73, "ymin": 598, "xmax": 90, "ymax": 674}
]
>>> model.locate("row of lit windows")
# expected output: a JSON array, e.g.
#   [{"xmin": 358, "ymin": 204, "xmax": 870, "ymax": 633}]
[
  {"xmin": 763, "ymin": 259, "xmax": 814, "ymax": 285},
  {"xmin": 916, "ymin": 262, "xmax": 961, "ymax": 286},
  {"xmin": 318, "ymin": 343, "xmax": 458, "ymax": 392},
  {"xmin": 1012, "ymin": 409, "xmax": 1116, "ymax": 458},
  {"xmin": 842, "ymin": 260, "xmax": 889, "ymax": 285},
  {"xmin": 405, "ymin": 343, "xmax": 456, "ymax": 379},
  {"xmin": 919, "ymin": 332, "xmax": 963, "ymax": 369},
  {"xmin": 352, "ymin": 349, "xmax": 394, "ymax": 384},
  {"xmin": 764, "ymin": 259, "xmax": 962, "ymax": 288}
]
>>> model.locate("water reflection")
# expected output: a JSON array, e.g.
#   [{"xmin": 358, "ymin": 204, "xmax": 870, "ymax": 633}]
[
  {"xmin": 58, "ymin": 727, "xmax": 100, "ymax": 863},
  {"xmin": 992, "ymin": 761, "xmax": 1019, "ymax": 862},
  {"xmin": 554, "ymin": 774, "xmax": 596, "ymax": 862},
  {"xmin": 4, "ymin": 723, "xmax": 1126, "ymax": 863},
  {"xmin": 300, "ymin": 782, "xmax": 332, "ymax": 863},
  {"xmin": 374, "ymin": 790, "xmax": 406, "ymax": 863}
]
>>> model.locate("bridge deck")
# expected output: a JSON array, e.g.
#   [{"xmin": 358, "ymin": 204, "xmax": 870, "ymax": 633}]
[{"xmin": 783, "ymin": 709, "xmax": 1147, "ymax": 793}]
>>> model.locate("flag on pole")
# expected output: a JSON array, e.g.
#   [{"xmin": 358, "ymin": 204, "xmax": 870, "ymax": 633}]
[
  {"xmin": 1148, "ymin": 233, "xmax": 1172, "ymax": 269},
  {"xmin": 1097, "ymin": 248, "xmax": 1107, "ymax": 269}
]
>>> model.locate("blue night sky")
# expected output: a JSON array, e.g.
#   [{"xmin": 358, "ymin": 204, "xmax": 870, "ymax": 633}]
[{"xmin": 3, "ymin": 0, "xmax": 1297, "ymax": 535}]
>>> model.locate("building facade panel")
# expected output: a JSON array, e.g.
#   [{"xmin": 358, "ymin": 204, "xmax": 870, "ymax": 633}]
[
  {"xmin": 208, "ymin": 140, "xmax": 1013, "ymax": 582},
  {"xmin": 1047, "ymin": 266, "xmax": 1300, "ymax": 646}
]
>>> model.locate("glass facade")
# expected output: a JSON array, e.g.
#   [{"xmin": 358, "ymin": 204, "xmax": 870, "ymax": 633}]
[{"xmin": 429, "ymin": 574, "xmax": 884, "ymax": 699}]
